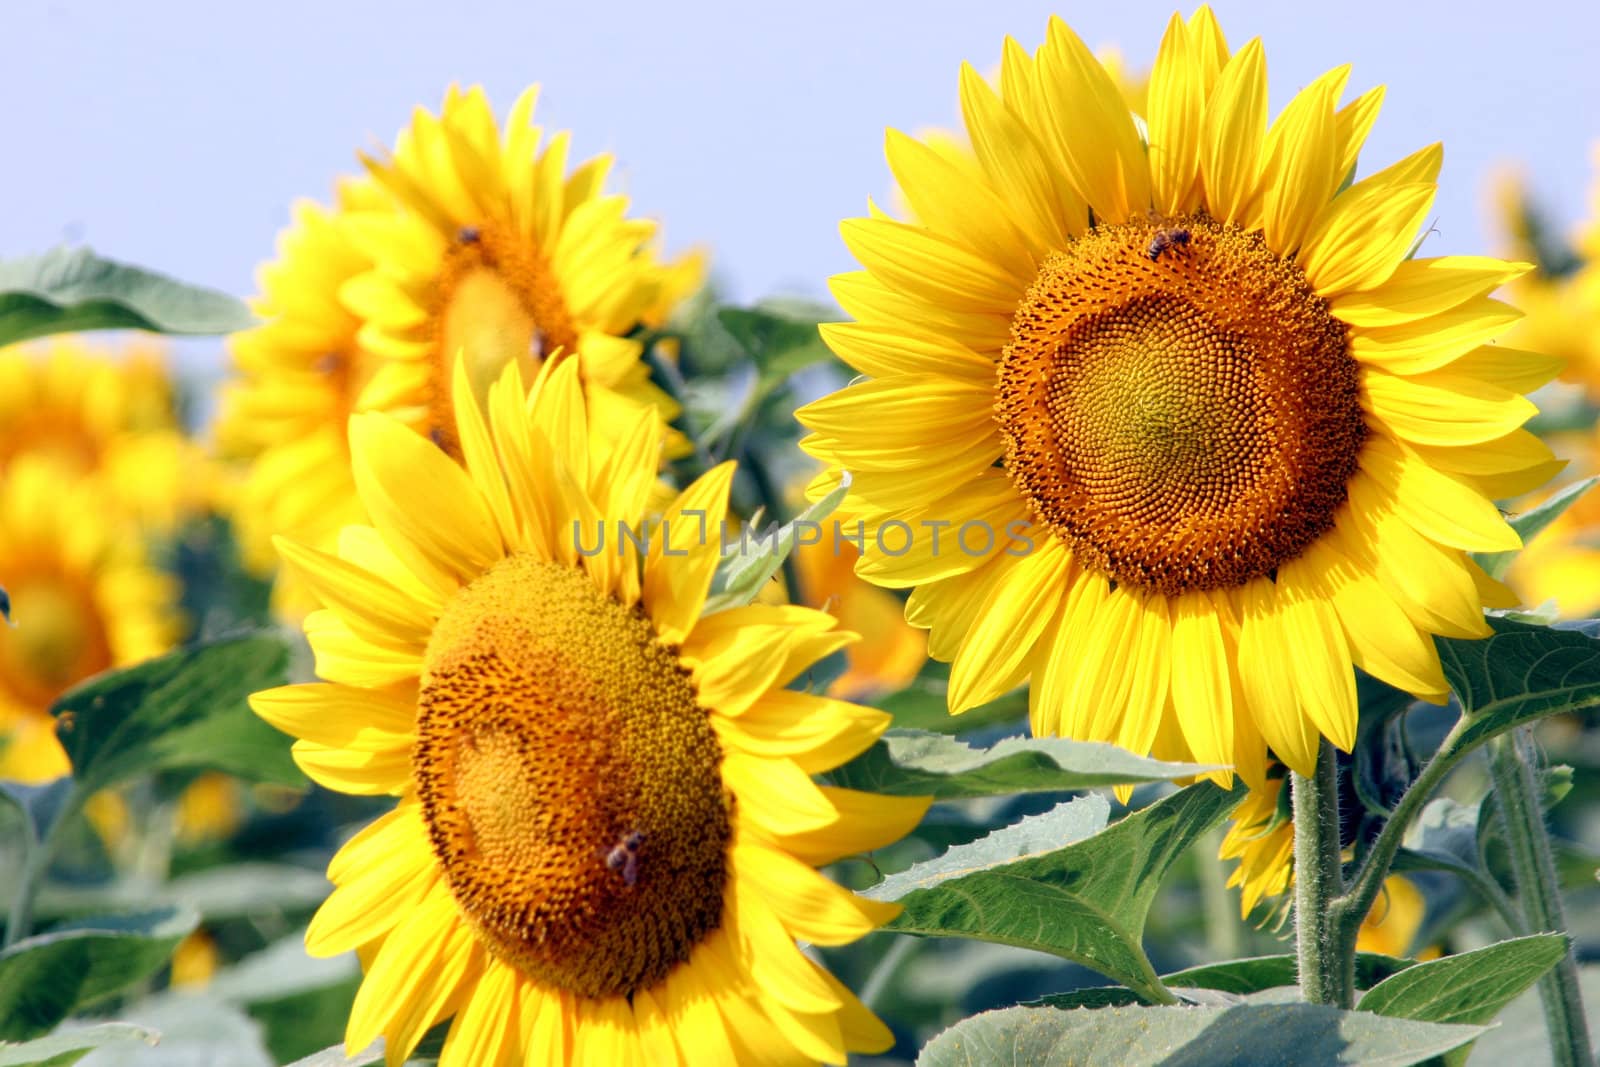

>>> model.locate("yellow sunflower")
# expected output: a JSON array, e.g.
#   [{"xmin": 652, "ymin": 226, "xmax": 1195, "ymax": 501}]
[
  {"xmin": 1488, "ymin": 154, "xmax": 1600, "ymax": 397},
  {"xmin": 0, "ymin": 336, "xmax": 212, "ymax": 532},
  {"xmin": 797, "ymin": 7, "xmax": 1560, "ymax": 787},
  {"xmin": 791, "ymin": 537, "xmax": 927, "ymax": 701},
  {"xmin": 218, "ymin": 177, "xmax": 386, "ymax": 613},
  {"xmin": 222, "ymin": 86, "xmax": 701, "ymax": 616},
  {"xmin": 1218, "ymin": 771, "xmax": 1293, "ymax": 917},
  {"xmin": 0, "ymin": 457, "xmax": 183, "ymax": 782},
  {"xmin": 342, "ymin": 84, "xmax": 700, "ymax": 456},
  {"xmin": 250, "ymin": 357, "xmax": 927, "ymax": 1065}
]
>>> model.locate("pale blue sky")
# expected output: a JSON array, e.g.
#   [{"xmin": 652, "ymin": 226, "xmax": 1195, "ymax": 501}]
[{"xmin": 2, "ymin": 0, "xmax": 1596, "ymax": 316}]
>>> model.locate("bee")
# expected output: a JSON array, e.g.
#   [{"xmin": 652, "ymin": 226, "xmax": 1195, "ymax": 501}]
[
  {"xmin": 458, "ymin": 225, "xmax": 481, "ymax": 244},
  {"xmin": 604, "ymin": 829, "xmax": 645, "ymax": 887},
  {"xmin": 1146, "ymin": 227, "xmax": 1191, "ymax": 261}
]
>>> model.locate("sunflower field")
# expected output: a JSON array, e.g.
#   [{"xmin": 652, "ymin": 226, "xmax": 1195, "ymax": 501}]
[{"xmin": 4, "ymin": 5, "xmax": 1600, "ymax": 1065}]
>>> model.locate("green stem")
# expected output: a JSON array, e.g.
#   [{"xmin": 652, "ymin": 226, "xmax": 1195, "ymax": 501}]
[
  {"xmin": 1488, "ymin": 730, "xmax": 1594, "ymax": 1067},
  {"xmin": 1334, "ymin": 714, "xmax": 1474, "ymax": 953},
  {"xmin": 4, "ymin": 787, "xmax": 81, "ymax": 947},
  {"xmin": 1198, "ymin": 825, "xmax": 1244, "ymax": 961},
  {"xmin": 1293, "ymin": 739, "xmax": 1353, "ymax": 1007}
]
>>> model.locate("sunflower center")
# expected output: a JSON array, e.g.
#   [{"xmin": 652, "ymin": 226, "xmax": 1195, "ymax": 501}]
[
  {"xmin": 996, "ymin": 215, "xmax": 1364, "ymax": 595},
  {"xmin": 430, "ymin": 223, "xmax": 580, "ymax": 453},
  {"xmin": 413, "ymin": 554, "xmax": 728, "ymax": 999}
]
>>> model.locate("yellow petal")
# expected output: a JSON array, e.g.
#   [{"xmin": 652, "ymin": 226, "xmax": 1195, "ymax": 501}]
[
  {"xmin": 1199, "ymin": 37, "xmax": 1267, "ymax": 223},
  {"xmin": 1146, "ymin": 13, "xmax": 1204, "ymax": 216},
  {"xmin": 1363, "ymin": 368, "xmax": 1536, "ymax": 446},
  {"xmin": 1332, "ymin": 257, "xmax": 1531, "ymax": 328},
  {"xmin": 642, "ymin": 461, "xmax": 736, "ymax": 644},
  {"xmin": 1037, "ymin": 16, "xmax": 1152, "ymax": 223},
  {"xmin": 1360, "ymin": 434, "xmax": 1520, "ymax": 552},
  {"xmin": 948, "ymin": 539, "xmax": 1070, "ymax": 713}
]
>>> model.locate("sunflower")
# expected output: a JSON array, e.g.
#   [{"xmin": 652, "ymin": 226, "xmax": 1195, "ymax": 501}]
[
  {"xmin": 797, "ymin": 7, "xmax": 1560, "ymax": 786},
  {"xmin": 0, "ymin": 336, "xmax": 212, "ymax": 532},
  {"xmin": 1217, "ymin": 771, "xmax": 1292, "ymax": 918},
  {"xmin": 1487, "ymin": 156, "xmax": 1600, "ymax": 398},
  {"xmin": 0, "ymin": 457, "xmax": 183, "ymax": 781},
  {"xmin": 341, "ymin": 84, "xmax": 699, "ymax": 457},
  {"xmin": 218, "ymin": 177, "xmax": 386, "ymax": 613},
  {"xmin": 222, "ymin": 86, "xmax": 701, "ymax": 616},
  {"xmin": 791, "ymin": 537, "xmax": 927, "ymax": 701},
  {"xmin": 250, "ymin": 358, "xmax": 927, "ymax": 1065}
]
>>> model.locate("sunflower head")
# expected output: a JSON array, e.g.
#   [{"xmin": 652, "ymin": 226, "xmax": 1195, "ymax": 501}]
[
  {"xmin": 0, "ymin": 457, "xmax": 182, "ymax": 782},
  {"xmin": 799, "ymin": 6, "xmax": 1560, "ymax": 785},
  {"xmin": 252, "ymin": 357, "xmax": 926, "ymax": 1065},
  {"xmin": 222, "ymin": 86, "xmax": 701, "ymax": 618},
  {"xmin": 0, "ymin": 336, "xmax": 211, "ymax": 532}
]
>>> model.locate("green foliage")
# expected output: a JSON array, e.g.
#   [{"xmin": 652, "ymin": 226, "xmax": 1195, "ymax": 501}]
[
  {"xmin": 915, "ymin": 1003, "xmax": 1488, "ymax": 1067},
  {"xmin": 0, "ymin": 246, "xmax": 254, "ymax": 346},
  {"xmin": 0, "ymin": 1024, "xmax": 158, "ymax": 1067},
  {"xmin": 283, "ymin": 1042, "xmax": 384, "ymax": 1067},
  {"xmin": 1437, "ymin": 616, "xmax": 1600, "ymax": 749},
  {"xmin": 827, "ymin": 729, "xmax": 1216, "ymax": 799},
  {"xmin": 877, "ymin": 678, "xmax": 1026, "ymax": 735},
  {"xmin": 715, "ymin": 305, "xmax": 835, "ymax": 390},
  {"xmin": 50, "ymin": 633, "xmax": 301, "ymax": 799},
  {"xmin": 1034, "ymin": 954, "xmax": 1417, "ymax": 1010},
  {"xmin": 1357, "ymin": 934, "xmax": 1568, "ymax": 1026},
  {"xmin": 701, "ymin": 473, "xmax": 850, "ymax": 614},
  {"xmin": 1475, "ymin": 476, "xmax": 1600, "ymax": 580},
  {"xmin": 0, "ymin": 907, "xmax": 197, "ymax": 1041},
  {"xmin": 868, "ymin": 783, "xmax": 1239, "ymax": 1003}
]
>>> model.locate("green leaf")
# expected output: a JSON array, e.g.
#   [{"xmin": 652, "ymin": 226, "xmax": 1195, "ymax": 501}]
[
  {"xmin": 701, "ymin": 474, "xmax": 850, "ymax": 614},
  {"xmin": 1403, "ymin": 797, "xmax": 1480, "ymax": 870},
  {"xmin": 64, "ymin": 994, "xmax": 269, "ymax": 1066},
  {"xmin": 867, "ymin": 782, "xmax": 1240, "ymax": 1003},
  {"xmin": 715, "ymin": 305, "xmax": 834, "ymax": 385},
  {"xmin": 915, "ymin": 1003, "xmax": 1487, "ymax": 1067},
  {"xmin": 282, "ymin": 1042, "xmax": 384, "ymax": 1067},
  {"xmin": 33, "ymin": 863, "xmax": 332, "ymax": 924},
  {"xmin": 826, "ymin": 729, "xmax": 1218, "ymax": 799},
  {"xmin": 0, "ymin": 1023, "xmax": 158, "ymax": 1067},
  {"xmin": 50, "ymin": 632, "xmax": 301, "ymax": 798},
  {"xmin": 875, "ymin": 678, "xmax": 1026, "ymax": 735},
  {"xmin": 1475, "ymin": 475, "xmax": 1600, "ymax": 580},
  {"xmin": 1468, "ymin": 963, "xmax": 1600, "ymax": 1066},
  {"xmin": 0, "ymin": 246, "xmax": 254, "ymax": 346},
  {"xmin": 1437, "ymin": 616, "xmax": 1600, "ymax": 752},
  {"xmin": 1033, "ymin": 953, "xmax": 1416, "ymax": 1009},
  {"xmin": 1358, "ymin": 934, "xmax": 1567, "ymax": 1029},
  {"xmin": 0, "ymin": 907, "xmax": 198, "ymax": 1040},
  {"xmin": 202, "ymin": 931, "xmax": 360, "ymax": 1063}
]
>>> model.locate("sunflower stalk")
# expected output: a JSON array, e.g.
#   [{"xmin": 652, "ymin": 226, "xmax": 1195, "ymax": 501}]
[
  {"xmin": 1487, "ymin": 730, "xmax": 1595, "ymax": 1067},
  {"xmin": 1292, "ymin": 739, "xmax": 1353, "ymax": 1007}
]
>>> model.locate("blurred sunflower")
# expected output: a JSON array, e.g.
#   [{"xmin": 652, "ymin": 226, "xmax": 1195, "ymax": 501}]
[
  {"xmin": 0, "ymin": 336, "xmax": 212, "ymax": 532},
  {"xmin": 791, "ymin": 537, "xmax": 927, "ymax": 701},
  {"xmin": 0, "ymin": 458, "xmax": 183, "ymax": 781},
  {"xmin": 218, "ymin": 177, "xmax": 385, "ymax": 614},
  {"xmin": 1488, "ymin": 154, "xmax": 1600, "ymax": 397},
  {"xmin": 1218, "ymin": 770, "xmax": 1292, "ymax": 917},
  {"xmin": 798, "ymin": 7, "xmax": 1559, "ymax": 786},
  {"xmin": 222, "ymin": 85, "xmax": 701, "ymax": 615},
  {"xmin": 251, "ymin": 358, "xmax": 927, "ymax": 1065}
]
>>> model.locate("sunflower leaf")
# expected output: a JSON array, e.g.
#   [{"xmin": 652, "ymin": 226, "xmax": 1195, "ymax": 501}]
[
  {"xmin": 826, "ymin": 729, "xmax": 1220, "ymax": 799},
  {"xmin": 0, "ymin": 246, "xmax": 254, "ymax": 346},
  {"xmin": 1030, "ymin": 953, "xmax": 1416, "ymax": 1010},
  {"xmin": 281, "ymin": 1041, "xmax": 384, "ymax": 1067},
  {"xmin": 715, "ymin": 304, "xmax": 835, "ymax": 384},
  {"xmin": 914, "ymin": 1003, "xmax": 1487, "ymax": 1067},
  {"xmin": 702, "ymin": 472, "xmax": 851, "ymax": 614},
  {"xmin": 1436, "ymin": 616, "xmax": 1600, "ymax": 750},
  {"xmin": 49, "ymin": 632, "xmax": 302, "ymax": 799},
  {"xmin": 0, "ymin": 906, "xmax": 197, "ymax": 1041},
  {"xmin": 1474, "ymin": 475, "xmax": 1600, "ymax": 580},
  {"xmin": 866, "ymin": 782, "xmax": 1240, "ymax": 1002},
  {"xmin": 0, "ymin": 779, "xmax": 74, "ymax": 854},
  {"xmin": 1356, "ymin": 934, "xmax": 1568, "ymax": 1028},
  {"xmin": 0, "ymin": 1023, "xmax": 159, "ymax": 1067}
]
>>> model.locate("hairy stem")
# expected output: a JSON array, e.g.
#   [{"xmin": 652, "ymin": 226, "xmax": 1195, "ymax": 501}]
[
  {"xmin": 1293, "ymin": 739, "xmax": 1353, "ymax": 1008},
  {"xmin": 1489, "ymin": 730, "xmax": 1594, "ymax": 1067}
]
